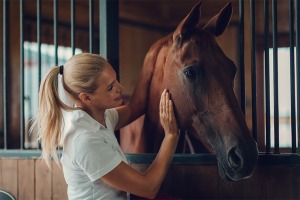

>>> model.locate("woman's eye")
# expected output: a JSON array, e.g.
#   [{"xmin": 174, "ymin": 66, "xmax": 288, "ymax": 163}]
[
  {"xmin": 107, "ymin": 85, "xmax": 113, "ymax": 91},
  {"xmin": 184, "ymin": 69, "xmax": 196, "ymax": 79}
]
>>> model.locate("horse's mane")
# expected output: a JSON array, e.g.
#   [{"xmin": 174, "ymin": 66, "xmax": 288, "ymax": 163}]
[{"xmin": 143, "ymin": 33, "xmax": 172, "ymax": 70}]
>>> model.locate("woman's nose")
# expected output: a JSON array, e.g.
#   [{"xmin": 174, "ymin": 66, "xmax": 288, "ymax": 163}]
[{"xmin": 116, "ymin": 82, "xmax": 124, "ymax": 93}]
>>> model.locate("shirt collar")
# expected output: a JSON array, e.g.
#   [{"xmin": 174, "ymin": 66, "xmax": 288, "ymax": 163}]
[{"xmin": 72, "ymin": 110, "xmax": 106, "ymax": 132}]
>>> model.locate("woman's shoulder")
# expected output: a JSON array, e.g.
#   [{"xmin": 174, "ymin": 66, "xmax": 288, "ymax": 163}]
[
  {"xmin": 105, "ymin": 108, "xmax": 119, "ymax": 130},
  {"xmin": 105, "ymin": 108, "xmax": 118, "ymax": 120}
]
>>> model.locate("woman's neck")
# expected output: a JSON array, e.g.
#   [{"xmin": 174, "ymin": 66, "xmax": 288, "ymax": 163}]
[{"xmin": 83, "ymin": 107, "xmax": 106, "ymax": 127}]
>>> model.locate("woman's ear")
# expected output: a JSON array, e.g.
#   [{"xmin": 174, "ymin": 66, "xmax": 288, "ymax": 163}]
[{"xmin": 79, "ymin": 92, "xmax": 91, "ymax": 104}]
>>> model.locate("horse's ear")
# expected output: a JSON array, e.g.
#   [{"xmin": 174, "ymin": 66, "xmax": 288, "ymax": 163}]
[
  {"xmin": 203, "ymin": 2, "xmax": 232, "ymax": 36},
  {"xmin": 173, "ymin": 2, "xmax": 202, "ymax": 48}
]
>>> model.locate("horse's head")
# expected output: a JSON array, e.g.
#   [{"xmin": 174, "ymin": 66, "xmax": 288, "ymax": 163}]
[{"xmin": 162, "ymin": 2, "xmax": 258, "ymax": 181}]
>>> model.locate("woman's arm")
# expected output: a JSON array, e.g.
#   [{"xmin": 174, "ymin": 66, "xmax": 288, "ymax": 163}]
[
  {"xmin": 102, "ymin": 90, "xmax": 179, "ymax": 199},
  {"xmin": 115, "ymin": 51, "xmax": 156, "ymax": 130}
]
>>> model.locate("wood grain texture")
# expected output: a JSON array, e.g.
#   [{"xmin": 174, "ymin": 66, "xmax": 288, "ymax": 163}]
[
  {"xmin": 52, "ymin": 161, "xmax": 68, "ymax": 200},
  {"xmin": 35, "ymin": 160, "xmax": 52, "ymax": 200},
  {"xmin": 1, "ymin": 159, "xmax": 18, "ymax": 199},
  {"xmin": 0, "ymin": 158, "xmax": 299, "ymax": 199},
  {"xmin": 18, "ymin": 159, "xmax": 34, "ymax": 200}
]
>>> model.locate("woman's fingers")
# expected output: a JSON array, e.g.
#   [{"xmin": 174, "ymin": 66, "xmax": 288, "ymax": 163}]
[
  {"xmin": 168, "ymin": 100, "xmax": 173, "ymax": 118},
  {"xmin": 159, "ymin": 91, "xmax": 163, "ymax": 114},
  {"xmin": 160, "ymin": 89, "xmax": 165, "ymax": 115},
  {"xmin": 165, "ymin": 91, "xmax": 169, "ymax": 116}
]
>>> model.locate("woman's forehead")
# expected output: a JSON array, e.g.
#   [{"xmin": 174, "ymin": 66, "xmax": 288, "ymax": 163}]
[{"xmin": 98, "ymin": 65, "xmax": 116, "ymax": 84}]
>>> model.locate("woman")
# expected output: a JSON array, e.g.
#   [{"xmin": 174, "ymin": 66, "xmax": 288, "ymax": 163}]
[{"xmin": 32, "ymin": 53, "xmax": 179, "ymax": 199}]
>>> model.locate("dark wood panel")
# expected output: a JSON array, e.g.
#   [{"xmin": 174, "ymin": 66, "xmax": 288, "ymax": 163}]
[
  {"xmin": 266, "ymin": 165, "xmax": 300, "ymax": 199},
  {"xmin": 130, "ymin": 163, "xmax": 300, "ymax": 199}
]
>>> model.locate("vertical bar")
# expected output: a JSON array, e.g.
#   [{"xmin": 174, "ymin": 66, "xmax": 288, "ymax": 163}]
[
  {"xmin": 272, "ymin": 0, "xmax": 280, "ymax": 154},
  {"xmin": 54, "ymin": 0, "xmax": 58, "ymax": 65},
  {"xmin": 71, "ymin": 0, "xmax": 75, "ymax": 55},
  {"xmin": 37, "ymin": 0, "xmax": 41, "ymax": 86},
  {"xmin": 100, "ymin": 0, "xmax": 119, "ymax": 79},
  {"xmin": 20, "ymin": 0, "xmax": 24, "ymax": 149},
  {"xmin": 89, "ymin": 0, "xmax": 94, "ymax": 53},
  {"xmin": 2, "ymin": 0, "xmax": 8, "ymax": 149},
  {"xmin": 99, "ymin": 0, "xmax": 102, "ymax": 56},
  {"xmin": 250, "ymin": 0, "xmax": 257, "ymax": 141},
  {"xmin": 37, "ymin": 0, "xmax": 42, "ymax": 149},
  {"xmin": 264, "ymin": 0, "xmax": 271, "ymax": 153},
  {"xmin": 100, "ymin": 0, "xmax": 120, "ymax": 142},
  {"xmin": 239, "ymin": 0, "xmax": 245, "ymax": 115},
  {"xmin": 289, "ymin": 0, "xmax": 296, "ymax": 153},
  {"xmin": 296, "ymin": 0, "xmax": 300, "ymax": 154}
]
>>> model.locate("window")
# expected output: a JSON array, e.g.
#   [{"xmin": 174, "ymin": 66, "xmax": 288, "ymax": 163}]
[{"xmin": 268, "ymin": 47, "xmax": 298, "ymax": 148}]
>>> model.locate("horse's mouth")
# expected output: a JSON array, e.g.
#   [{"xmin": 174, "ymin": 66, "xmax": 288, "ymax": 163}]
[
  {"xmin": 217, "ymin": 158, "xmax": 255, "ymax": 181},
  {"xmin": 218, "ymin": 160, "xmax": 234, "ymax": 181}
]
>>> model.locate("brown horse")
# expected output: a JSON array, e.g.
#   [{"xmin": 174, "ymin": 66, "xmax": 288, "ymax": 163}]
[{"xmin": 121, "ymin": 2, "xmax": 258, "ymax": 181}]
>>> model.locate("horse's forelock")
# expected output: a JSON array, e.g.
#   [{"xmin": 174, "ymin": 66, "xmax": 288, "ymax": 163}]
[{"xmin": 172, "ymin": 30, "xmax": 218, "ymax": 65}]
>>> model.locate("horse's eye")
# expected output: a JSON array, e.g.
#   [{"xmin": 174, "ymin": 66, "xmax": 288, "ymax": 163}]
[{"xmin": 184, "ymin": 68, "xmax": 196, "ymax": 79}]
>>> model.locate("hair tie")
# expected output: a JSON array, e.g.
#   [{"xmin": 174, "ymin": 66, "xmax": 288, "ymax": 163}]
[{"xmin": 59, "ymin": 65, "xmax": 64, "ymax": 75}]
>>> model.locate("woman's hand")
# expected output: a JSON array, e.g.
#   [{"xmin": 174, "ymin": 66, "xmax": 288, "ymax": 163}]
[{"xmin": 159, "ymin": 89, "xmax": 179, "ymax": 137}]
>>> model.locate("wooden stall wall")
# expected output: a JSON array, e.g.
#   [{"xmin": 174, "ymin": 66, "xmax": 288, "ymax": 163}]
[
  {"xmin": 0, "ymin": 158, "xmax": 67, "ymax": 200},
  {"xmin": 160, "ymin": 164, "xmax": 300, "ymax": 199},
  {"xmin": 0, "ymin": 157, "xmax": 299, "ymax": 200}
]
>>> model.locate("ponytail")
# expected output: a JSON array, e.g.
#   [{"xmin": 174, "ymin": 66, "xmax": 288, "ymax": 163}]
[
  {"xmin": 32, "ymin": 53, "xmax": 106, "ymax": 168},
  {"xmin": 31, "ymin": 66, "xmax": 77, "ymax": 168}
]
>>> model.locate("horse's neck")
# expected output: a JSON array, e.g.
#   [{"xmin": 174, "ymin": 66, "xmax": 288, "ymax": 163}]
[
  {"xmin": 146, "ymin": 39, "xmax": 170, "ymax": 108},
  {"xmin": 143, "ymin": 35, "xmax": 172, "ymax": 138}
]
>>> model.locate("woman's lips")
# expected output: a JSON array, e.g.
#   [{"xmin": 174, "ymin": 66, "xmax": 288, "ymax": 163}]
[{"xmin": 114, "ymin": 96, "xmax": 122, "ymax": 101}]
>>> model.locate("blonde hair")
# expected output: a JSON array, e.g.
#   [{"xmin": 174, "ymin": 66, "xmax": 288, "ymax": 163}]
[{"xmin": 31, "ymin": 53, "xmax": 107, "ymax": 168}]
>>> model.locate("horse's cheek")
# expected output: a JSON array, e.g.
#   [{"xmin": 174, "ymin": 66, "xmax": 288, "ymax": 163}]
[
  {"xmin": 190, "ymin": 116, "xmax": 215, "ymax": 153},
  {"xmin": 166, "ymin": 76, "xmax": 189, "ymax": 128}
]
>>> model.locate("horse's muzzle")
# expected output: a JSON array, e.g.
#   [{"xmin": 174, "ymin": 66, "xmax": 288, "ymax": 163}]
[{"xmin": 219, "ymin": 142, "xmax": 258, "ymax": 181}]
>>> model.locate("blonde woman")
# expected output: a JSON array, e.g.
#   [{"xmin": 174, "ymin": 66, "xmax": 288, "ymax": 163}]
[{"xmin": 32, "ymin": 53, "xmax": 179, "ymax": 199}]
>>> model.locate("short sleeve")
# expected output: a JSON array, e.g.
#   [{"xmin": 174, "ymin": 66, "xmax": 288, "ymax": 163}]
[
  {"xmin": 74, "ymin": 132, "xmax": 122, "ymax": 182},
  {"xmin": 105, "ymin": 108, "xmax": 119, "ymax": 131}
]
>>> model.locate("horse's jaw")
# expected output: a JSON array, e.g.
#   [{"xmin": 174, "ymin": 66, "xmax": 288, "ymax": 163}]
[{"xmin": 191, "ymin": 113, "xmax": 258, "ymax": 181}]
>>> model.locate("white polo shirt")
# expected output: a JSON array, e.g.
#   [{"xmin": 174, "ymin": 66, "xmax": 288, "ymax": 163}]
[{"xmin": 61, "ymin": 109, "xmax": 128, "ymax": 200}]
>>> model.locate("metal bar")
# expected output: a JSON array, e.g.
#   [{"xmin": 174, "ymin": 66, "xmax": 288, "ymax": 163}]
[
  {"xmin": 2, "ymin": 0, "xmax": 9, "ymax": 149},
  {"xmin": 20, "ymin": 0, "xmax": 24, "ymax": 149},
  {"xmin": 99, "ymin": 0, "xmax": 119, "ymax": 79},
  {"xmin": 296, "ymin": 0, "xmax": 300, "ymax": 154},
  {"xmin": 239, "ymin": 0, "xmax": 245, "ymax": 115},
  {"xmin": 264, "ymin": 0, "xmax": 271, "ymax": 153},
  {"xmin": 71, "ymin": 0, "xmax": 75, "ymax": 55},
  {"xmin": 272, "ymin": 0, "xmax": 279, "ymax": 154},
  {"xmin": 100, "ymin": 0, "xmax": 120, "ymax": 142},
  {"xmin": 289, "ymin": 0, "xmax": 296, "ymax": 153},
  {"xmin": 37, "ymin": 0, "xmax": 41, "ymax": 86},
  {"xmin": 89, "ymin": 0, "xmax": 94, "ymax": 53},
  {"xmin": 37, "ymin": 0, "xmax": 42, "ymax": 150},
  {"xmin": 250, "ymin": 0, "xmax": 257, "ymax": 141},
  {"xmin": 99, "ymin": 0, "xmax": 107, "ymax": 57},
  {"xmin": 54, "ymin": 0, "xmax": 58, "ymax": 65},
  {"xmin": 0, "ymin": 151, "xmax": 299, "ymax": 165}
]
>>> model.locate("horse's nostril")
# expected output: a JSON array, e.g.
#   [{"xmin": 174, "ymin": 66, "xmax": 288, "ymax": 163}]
[{"xmin": 228, "ymin": 147, "xmax": 242, "ymax": 170}]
